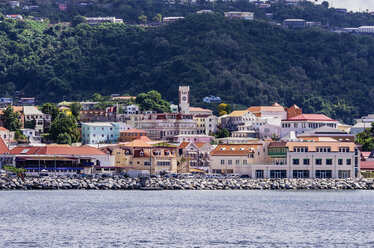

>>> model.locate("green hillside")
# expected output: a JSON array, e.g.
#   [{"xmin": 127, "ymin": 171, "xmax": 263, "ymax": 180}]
[{"xmin": 0, "ymin": 13, "xmax": 374, "ymax": 124}]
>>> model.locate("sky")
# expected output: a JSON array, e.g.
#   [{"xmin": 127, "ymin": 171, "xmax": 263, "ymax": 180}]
[{"xmin": 314, "ymin": 0, "xmax": 374, "ymax": 12}]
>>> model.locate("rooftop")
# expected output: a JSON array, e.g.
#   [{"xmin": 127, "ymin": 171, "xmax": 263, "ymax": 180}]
[
  {"xmin": 120, "ymin": 128, "xmax": 147, "ymax": 133},
  {"xmin": 211, "ymin": 144, "xmax": 262, "ymax": 156},
  {"xmin": 283, "ymin": 114, "xmax": 337, "ymax": 122},
  {"xmin": 228, "ymin": 110, "xmax": 249, "ymax": 117}
]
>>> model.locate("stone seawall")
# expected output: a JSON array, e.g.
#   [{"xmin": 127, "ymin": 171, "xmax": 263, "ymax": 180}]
[{"xmin": 1, "ymin": 177, "xmax": 374, "ymax": 190}]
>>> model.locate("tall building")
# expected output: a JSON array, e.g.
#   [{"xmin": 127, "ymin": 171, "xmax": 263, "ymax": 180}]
[{"xmin": 179, "ymin": 86, "xmax": 190, "ymax": 114}]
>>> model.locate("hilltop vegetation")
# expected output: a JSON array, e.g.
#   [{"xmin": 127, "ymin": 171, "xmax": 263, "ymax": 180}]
[{"xmin": 0, "ymin": 13, "xmax": 374, "ymax": 124}]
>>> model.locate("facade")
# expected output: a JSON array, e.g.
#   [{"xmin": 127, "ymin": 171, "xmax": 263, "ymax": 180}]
[
  {"xmin": 283, "ymin": 19, "xmax": 306, "ymax": 29},
  {"xmin": 163, "ymin": 17, "xmax": 184, "ymax": 22},
  {"xmin": 119, "ymin": 129, "xmax": 148, "ymax": 143},
  {"xmin": 358, "ymin": 26, "xmax": 374, "ymax": 34},
  {"xmin": 20, "ymin": 128, "xmax": 36, "ymax": 139},
  {"xmin": 80, "ymin": 110, "xmax": 116, "ymax": 122},
  {"xmin": 203, "ymin": 95, "xmax": 221, "ymax": 103},
  {"xmin": 220, "ymin": 110, "xmax": 257, "ymax": 132},
  {"xmin": 86, "ymin": 17, "xmax": 123, "ymax": 25},
  {"xmin": 224, "ymin": 12, "xmax": 254, "ymax": 20},
  {"xmin": 11, "ymin": 145, "xmax": 111, "ymax": 176},
  {"xmin": 189, "ymin": 107, "xmax": 213, "ymax": 116},
  {"xmin": 281, "ymin": 114, "xmax": 339, "ymax": 138},
  {"xmin": 194, "ymin": 114, "xmax": 218, "ymax": 135},
  {"xmin": 81, "ymin": 122, "xmax": 131, "ymax": 144},
  {"xmin": 112, "ymin": 140, "xmax": 177, "ymax": 174},
  {"xmin": 0, "ymin": 127, "xmax": 15, "ymax": 143},
  {"xmin": 178, "ymin": 142, "xmax": 211, "ymax": 171},
  {"xmin": 23, "ymin": 106, "xmax": 51, "ymax": 136},
  {"xmin": 297, "ymin": 126, "xmax": 355, "ymax": 142},
  {"xmin": 129, "ymin": 113, "xmax": 197, "ymax": 141},
  {"xmin": 19, "ymin": 98, "xmax": 35, "ymax": 105},
  {"xmin": 173, "ymin": 134, "xmax": 214, "ymax": 143}
]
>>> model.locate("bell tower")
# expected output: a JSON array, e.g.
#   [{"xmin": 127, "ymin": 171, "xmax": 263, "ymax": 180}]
[{"xmin": 179, "ymin": 86, "xmax": 190, "ymax": 114}]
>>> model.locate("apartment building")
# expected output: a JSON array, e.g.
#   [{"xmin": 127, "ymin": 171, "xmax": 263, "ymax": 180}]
[{"xmin": 81, "ymin": 122, "xmax": 130, "ymax": 144}]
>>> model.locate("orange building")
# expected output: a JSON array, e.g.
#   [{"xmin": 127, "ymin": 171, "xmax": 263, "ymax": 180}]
[{"xmin": 119, "ymin": 129, "xmax": 148, "ymax": 142}]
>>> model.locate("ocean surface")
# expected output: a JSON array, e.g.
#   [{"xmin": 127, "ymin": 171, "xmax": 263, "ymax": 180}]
[{"xmin": 0, "ymin": 190, "xmax": 373, "ymax": 248}]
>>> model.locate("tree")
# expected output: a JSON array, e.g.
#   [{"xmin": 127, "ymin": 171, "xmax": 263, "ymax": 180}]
[
  {"xmin": 218, "ymin": 103, "xmax": 231, "ymax": 115},
  {"xmin": 138, "ymin": 15, "xmax": 148, "ymax": 23},
  {"xmin": 92, "ymin": 93, "xmax": 104, "ymax": 102},
  {"xmin": 24, "ymin": 119, "xmax": 36, "ymax": 129},
  {"xmin": 219, "ymin": 110, "xmax": 227, "ymax": 116},
  {"xmin": 70, "ymin": 102, "xmax": 81, "ymax": 119},
  {"xmin": 15, "ymin": 130, "xmax": 28, "ymax": 143},
  {"xmin": 40, "ymin": 103, "xmax": 60, "ymax": 121},
  {"xmin": 215, "ymin": 128, "xmax": 229, "ymax": 138},
  {"xmin": 153, "ymin": 14, "xmax": 162, "ymax": 23},
  {"xmin": 321, "ymin": 1, "xmax": 329, "ymax": 8},
  {"xmin": 136, "ymin": 90, "xmax": 170, "ymax": 113},
  {"xmin": 49, "ymin": 115, "xmax": 80, "ymax": 144},
  {"xmin": 56, "ymin": 132, "xmax": 72, "ymax": 144},
  {"xmin": 2, "ymin": 105, "xmax": 22, "ymax": 131},
  {"xmin": 71, "ymin": 15, "xmax": 87, "ymax": 27},
  {"xmin": 356, "ymin": 123, "xmax": 374, "ymax": 151}
]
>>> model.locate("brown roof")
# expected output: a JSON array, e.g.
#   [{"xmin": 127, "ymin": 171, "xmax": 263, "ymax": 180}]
[
  {"xmin": 178, "ymin": 141, "xmax": 190, "ymax": 149},
  {"xmin": 286, "ymin": 141, "xmax": 356, "ymax": 152},
  {"xmin": 228, "ymin": 110, "xmax": 249, "ymax": 117},
  {"xmin": 0, "ymin": 137, "xmax": 9, "ymax": 154},
  {"xmin": 0, "ymin": 127, "xmax": 9, "ymax": 132},
  {"xmin": 361, "ymin": 161, "xmax": 374, "ymax": 170},
  {"xmin": 189, "ymin": 107, "xmax": 212, "ymax": 112},
  {"xmin": 10, "ymin": 146, "xmax": 40, "ymax": 155},
  {"xmin": 211, "ymin": 144, "xmax": 262, "ymax": 156},
  {"xmin": 247, "ymin": 106, "xmax": 285, "ymax": 113},
  {"xmin": 194, "ymin": 142, "xmax": 208, "ymax": 149},
  {"xmin": 124, "ymin": 140, "xmax": 152, "ymax": 148},
  {"xmin": 268, "ymin": 141, "xmax": 287, "ymax": 148}
]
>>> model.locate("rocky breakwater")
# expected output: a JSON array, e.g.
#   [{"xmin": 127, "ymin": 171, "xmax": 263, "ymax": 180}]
[{"xmin": 1, "ymin": 177, "xmax": 374, "ymax": 190}]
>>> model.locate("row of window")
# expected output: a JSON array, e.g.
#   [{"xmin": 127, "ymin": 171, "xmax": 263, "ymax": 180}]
[
  {"xmin": 83, "ymin": 134, "xmax": 114, "ymax": 138},
  {"xmin": 255, "ymin": 170, "xmax": 350, "ymax": 179},
  {"xmin": 293, "ymin": 158, "xmax": 351, "ymax": 165},
  {"xmin": 220, "ymin": 159, "xmax": 250, "ymax": 165},
  {"xmin": 282, "ymin": 123, "xmax": 337, "ymax": 128},
  {"xmin": 293, "ymin": 147, "xmax": 350, "ymax": 153}
]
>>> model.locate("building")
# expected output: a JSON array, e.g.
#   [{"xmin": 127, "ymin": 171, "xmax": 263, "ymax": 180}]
[
  {"xmin": 119, "ymin": 129, "xmax": 148, "ymax": 143},
  {"xmin": 59, "ymin": 106, "xmax": 72, "ymax": 116},
  {"xmin": 281, "ymin": 114, "xmax": 339, "ymax": 138},
  {"xmin": 351, "ymin": 114, "xmax": 374, "ymax": 134},
  {"xmin": 5, "ymin": 14, "xmax": 23, "ymax": 20},
  {"xmin": 121, "ymin": 105, "xmax": 139, "ymax": 115},
  {"xmin": 335, "ymin": 8, "xmax": 348, "ymax": 14},
  {"xmin": 81, "ymin": 122, "xmax": 126, "ymax": 144},
  {"xmin": 197, "ymin": 10, "xmax": 213, "ymax": 14},
  {"xmin": 297, "ymin": 126, "xmax": 355, "ymax": 142},
  {"xmin": 86, "ymin": 17, "xmax": 123, "ymax": 25},
  {"xmin": 9, "ymin": 1, "xmax": 20, "ymax": 8},
  {"xmin": 178, "ymin": 142, "xmax": 211, "ymax": 171},
  {"xmin": 210, "ymin": 143, "xmax": 268, "ymax": 175},
  {"xmin": 194, "ymin": 114, "xmax": 217, "ymax": 135},
  {"xmin": 111, "ymin": 96, "xmax": 137, "ymax": 102},
  {"xmin": 163, "ymin": 17, "xmax": 184, "ymax": 22},
  {"xmin": 19, "ymin": 98, "xmax": 35, "ymax": 105},
  {"xmin": 80, "ymin": 110, "xmax": 116, "ymax": 122},
  {"xmin": 112, "ymin": 140, "xmax": 177, "ymax": 174},
  {"xmin": 0, "ymin": 138, "xmax": 12, "ymax": 169},
  {"xmin": 11, "ymin": 145, "xmax": 112, "ymax": 176},
  {"xmin": 80, "ymin": 102, "xmax": 98, "ymax": 111},
  {"xmin": 179, "ymin": 86, "xmax": 190, "ymax": 114},
  {"xmin": 220, "ymin": 110, "xmax": 257, "ymax": 132},
  {"xmin": 283, "ymin": 19, "xmax": 306, "ymax": 29},
  {"xmin": 0, "ymin": 98, "xmax": 13, "ymax": 107},
  {"xmin": 189, "ymin": 107, "xmax": 213, "ymax": 116},
  {"xmin": 173, "ymin": 134, "xmax": 214, "ymax": 143},
  {"xmin": 224, "ymin": 12, "xmax": 254, "ymax": 20},
  {"xmin": 23, "ymin": 106, "xmax": 51, "ymax": 136},
  {"xmin": 170, "ymin": 104, "xmax": 179, "ymax": 113},
  {"xmin": 0, "ymin": 127, "xmax": 15, "ymax": 144},
  {"xmin": 203, "ymin": 95, "xmax": 221, "ymax": 103},
  {"xmin": 358, "ymin": 26, "xmax": 374, "ymax": 34}
]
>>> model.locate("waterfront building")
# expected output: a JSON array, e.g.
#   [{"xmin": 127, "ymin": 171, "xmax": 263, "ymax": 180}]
[
  {"xmin": 81, "ymin": 122, "xmax": 130, "ymax": 144},
  {"xmin": 177, "ymin": 141, "xmax": 211, "ymax": 171},
  {"xmin": 112, "ymin": 140, "xmax": 177, "ymax": 174},
  {"xmin": 11, "ymin": 145, "xmax": 111, "ymax": 176}
]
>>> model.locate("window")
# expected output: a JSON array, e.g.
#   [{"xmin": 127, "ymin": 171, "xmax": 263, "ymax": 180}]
[
  {"xmin": 303, "ymin": 159, "xmax": 310, "ymax": 165},
  {"xmin": 228, "ymin": 160, "xmax": 232, "ymax": 165},
  {"xmin": 339, "ymin": 147, "xmax": 350, "ymax": 152},
  {"xmin": 338, "ymin": 170, "xmax": 350, "ymax": 178},
  {"xmin": 270, "ymin": 170, "xmax": 287, "ymax": 178},
  {"xmin": 326, "ymin": 159, "xmax": 333, "ymax": 165},
  {"xmin": 157, "ymin": 161, "xmax": 171, "ymax": 166},
  {"xmin": 293, "ymin": 170, "xmax": 309, "ymax": 178},
  {"xmin": 221, "ymin": 160, "xmax": 225, "ymax": 165},
  {"xmin": 293, "ymin": 159, "xmax": 299, "ymax": 165},
  {"xmin": 346, "ymin": 159, "xmax": 351, "ymax": 165},
  {"xmin": 316, "ymin": 170, "xmax": 332, "ymax": 178},
  {"xmin": 315, "ymin": 159, "xmax": 322, "ymax": 165},
  {"xmin": 235, "ymin": 160, "xmax": 240, "ymax": 165},
  {"xmin": 243, "ymin": 160, "xmax": 247, "ymax": 165},
  {"xmin": 144, "ymin": 161, "xmax": 150, "ymax": 166},
  {"xmin": 338, "ymin": 159, "xmax": 343, "ymax": 165}
]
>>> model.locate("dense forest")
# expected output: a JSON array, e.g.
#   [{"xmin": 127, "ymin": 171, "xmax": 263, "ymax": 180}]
[
  {"xmin": 0, "ymin": 13, "xmax": 374, "ymax": 124},
  {"xmin": 2, "ymin": 0, "xmax": 374, "ymax": 27}
]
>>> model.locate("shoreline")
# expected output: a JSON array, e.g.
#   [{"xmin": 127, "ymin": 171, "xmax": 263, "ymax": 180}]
[{"xmin": 1, "ymin": 177, "xmax": 374, "ymax": 190}]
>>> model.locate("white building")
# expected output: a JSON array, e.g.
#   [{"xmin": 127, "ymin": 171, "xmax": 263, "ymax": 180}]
[
  {"xmin": 220, "ymin": 110, "xmax": 257, "ymax": 132},
  {"xmin": 224, "ymin": 12, "xmax": 254, "ymax": 20},
  {"xmin": 281, "ymin": 114, "xmax": 339, "ymax": 138},
  {"xmin": 203, "ymin": 95, "xmax": 221, "ymax": 103},
  {"xmin": 23, "ymin": 106, "xmax": 51, "ymax": 136},
  {"xmin": 358, "ymin": 26, "xmax": 374, "ymax": 34},
  {"xmin": 86, "ymin": 17, "xmax": 123, "ymax": 25},
  {"xmin": 81, "ymin": 122, "xmax": 129, "ymax": 144},
  {"xmin": 179, "ymin": 86, "xmax": 190, "ymax": 114},
  {"xmin": 163, "ymin": 17, "xmax": 184, "ymax": 22}
]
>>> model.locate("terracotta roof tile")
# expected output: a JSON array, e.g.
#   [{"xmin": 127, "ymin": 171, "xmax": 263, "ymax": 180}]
[
  {"xmin": 211, "ymin": 144, "xmax": 261, "ymax": 156},
  {"xmin": 283, "ymin": 114, "xmax": 337, "ymax": 122},
  {"xmin": 0, "ymin": 138, "xmax": 10, "ymax": 154}
]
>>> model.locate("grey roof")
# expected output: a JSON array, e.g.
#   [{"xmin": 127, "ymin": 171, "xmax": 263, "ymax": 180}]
[
  {"xmin": 23, "ymin": 106, "xmax": 44, "ymax": 115},
  {"xmin": 298, "ymin": 126, "xmax": 347, "ymax": 136}
]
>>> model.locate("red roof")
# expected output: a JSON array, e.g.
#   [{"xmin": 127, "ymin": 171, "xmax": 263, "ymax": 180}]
[
  {"xmin": 361, "ymin": 161, "xmax": 374, "ymax": 170},
  {"xmin": 362, "ymin": 152, "xmax": 371, "ymax": 159},
  {"xmin": 36, "ymin": 145, "xmax": 106, "ymax": 156},
  {"xmin": 0, "ymin": 127, "xmax": 9, "ymax": 132},
  {"xmin": 0, "ymin": 138, "xmax": 10, "ymax": 154},
  {"xmin": 283, "ymin": 114, "xmax": 337, "ymax": 122},
  {"xmin": 189, "ymin": 107, "xmax": 212, "ymax": 112},
  {"xmin": 11, "ymin": 145, "xmax": 105, "ymax": 156}
]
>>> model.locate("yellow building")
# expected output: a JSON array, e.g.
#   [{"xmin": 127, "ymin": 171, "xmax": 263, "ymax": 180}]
[
  {"xmin": 59, "ymin": 106, "xmax": 72, "ymax": 116},
  {"xmin": 113, "ymin": 140, "xmax": 177, "ymax": 174}
]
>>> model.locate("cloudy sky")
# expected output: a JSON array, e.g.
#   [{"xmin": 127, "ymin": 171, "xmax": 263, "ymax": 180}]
[{"xmin": 320, "ymin": 0, "xmax": 374, "ymax": 12}]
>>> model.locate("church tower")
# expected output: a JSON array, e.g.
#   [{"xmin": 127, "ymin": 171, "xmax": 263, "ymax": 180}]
[{"xmin": 179, "ymin": 86, "xmax": 190, "ymax": 114}]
